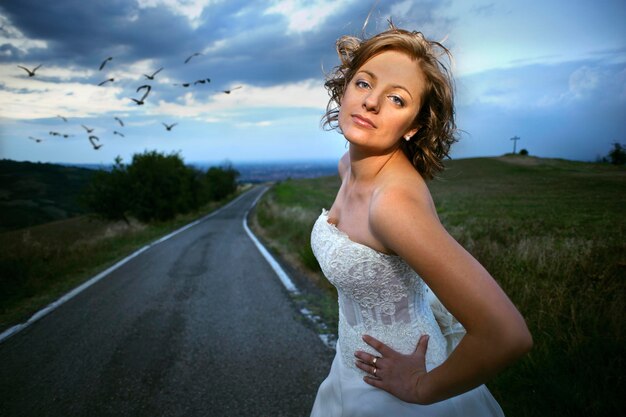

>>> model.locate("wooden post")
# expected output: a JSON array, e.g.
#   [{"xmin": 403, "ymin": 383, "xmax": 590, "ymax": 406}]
[{"xmin": 510, "ymin": 136, "xmax": 520, "ymax": 154}]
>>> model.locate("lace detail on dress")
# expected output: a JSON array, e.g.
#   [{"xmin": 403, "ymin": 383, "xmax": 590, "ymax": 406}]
[{"xmin": 311, "ymin": 209, "xmax": 451, "ymax": 374}]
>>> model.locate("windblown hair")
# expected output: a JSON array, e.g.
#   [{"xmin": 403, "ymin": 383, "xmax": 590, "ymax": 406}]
[{"xmin": 322, "ymin": 23, "xmax": 457, "ymax": 179}]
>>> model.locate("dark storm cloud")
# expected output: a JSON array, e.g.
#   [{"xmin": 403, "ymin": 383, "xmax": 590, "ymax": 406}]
[
  {"xmin": 0, "ymin": 0, "xmax": 462, "ymax": 111},
  {"xmin": 0, "ymin": 0, "xmax": 204, "ymax": 66},
  {"xmin": 0, "ymin": 0, "xmax": 449, "ymax": 88},
  {"xmin": 0, "ymin": 43, "xmax": 22, "ymax": 58}
]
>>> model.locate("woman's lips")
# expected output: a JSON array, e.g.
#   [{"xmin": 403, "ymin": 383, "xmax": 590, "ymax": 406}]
[{"xmin": 351, "ymin": 114, "xmax": 376, "ymax": 129}]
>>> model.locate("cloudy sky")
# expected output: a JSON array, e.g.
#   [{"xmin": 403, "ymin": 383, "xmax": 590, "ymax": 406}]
[{"xmin": 0, "ymin": 0, "xmax": 624, "ymax": 165}]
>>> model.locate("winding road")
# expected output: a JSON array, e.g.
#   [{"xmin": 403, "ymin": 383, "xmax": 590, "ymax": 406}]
[{"xmin": 0, "ymin": 186, "xmax": 333, "ymax": 417}]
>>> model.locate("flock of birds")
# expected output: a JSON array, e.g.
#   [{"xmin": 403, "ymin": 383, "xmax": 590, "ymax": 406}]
[{"xmin": 18, "ymin": 52, "xmax": 243, "ymax": 151}]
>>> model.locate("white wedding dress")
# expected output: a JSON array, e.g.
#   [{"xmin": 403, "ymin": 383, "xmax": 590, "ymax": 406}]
[{"xmin": 310, "ymin": 209, "xmax": 505, "ymax": 417}]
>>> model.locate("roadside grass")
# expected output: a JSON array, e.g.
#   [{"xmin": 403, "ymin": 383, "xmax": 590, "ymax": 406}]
[
  {"xmin": 0, "ymin": 188, "xmax": 247, "ymax": 333},
  {"xmin": 249, "ymin": 176, "xmax": 341, "ymax": 335},
  {"xmin": 253, "ymin": 176, "xmax": 341, "ymax": 284},
  {"xmin": 251, "ymin": 156, "xmax": 625, "ymax": 417}
]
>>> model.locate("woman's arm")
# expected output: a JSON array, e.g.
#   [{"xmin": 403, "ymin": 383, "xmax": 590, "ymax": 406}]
[{"xmin": 366, "ymin": 183, "xmax": 532, "ymax": 404}]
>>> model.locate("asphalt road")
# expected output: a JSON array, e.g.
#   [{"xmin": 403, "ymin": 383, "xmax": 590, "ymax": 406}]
[{"xmin": 0, "ymin": 186, "xmax": 333, "ymax": 417}]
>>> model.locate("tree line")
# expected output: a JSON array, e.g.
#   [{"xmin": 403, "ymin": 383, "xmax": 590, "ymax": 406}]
[
  {"xmin": 82, "ymin": 150, "xmax": 239, "ymax": 223},
  {"xmin": 600, "ymin": 142, "xmax": 626, "ymax": 165}
]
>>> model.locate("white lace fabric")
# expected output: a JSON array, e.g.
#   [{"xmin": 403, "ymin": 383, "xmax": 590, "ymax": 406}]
[{"xmin": 311, "ymin": 209, "xmax": 451, "ymax": 374}]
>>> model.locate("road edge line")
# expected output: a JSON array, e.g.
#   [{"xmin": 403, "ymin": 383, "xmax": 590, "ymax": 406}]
[
  {"xmin": 242, "ymin": 187, "xmax": 299, "ymax": 294},
  {"xmin": 242, "ymin": 186, "xmax": 336, "ymax": 350},
  {"xmin": 0, "ymin": 189, "xmax": 252, "ymax": 344}
]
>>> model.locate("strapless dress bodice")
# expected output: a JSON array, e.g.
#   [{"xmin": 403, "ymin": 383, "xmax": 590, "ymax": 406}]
[{"xmin": 310, "ymin": 209, "xmax": 448, "ymax": 372}]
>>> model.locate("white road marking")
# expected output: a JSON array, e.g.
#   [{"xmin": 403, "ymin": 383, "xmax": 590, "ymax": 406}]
[
  {"xmin": 243, "ymin": 187, "xmax": 336, "ymax": 349},
  {"xmin": 0, "ymin": 190, "xmax": 251, "ymax": 344}
]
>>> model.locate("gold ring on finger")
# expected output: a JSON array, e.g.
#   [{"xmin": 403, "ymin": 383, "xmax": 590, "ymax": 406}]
[
  {"xmin": 373, "ymin": 367, "xmax": 377, "ymax": 376},
  {"xmin": 372, "ymin": 357, "xmax": 378, "ymax": 366}
]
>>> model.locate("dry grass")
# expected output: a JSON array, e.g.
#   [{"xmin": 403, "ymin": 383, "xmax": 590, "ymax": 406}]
[{"xmin": 0, "ymin": 198, "xmax": 230, "ymax": 332}]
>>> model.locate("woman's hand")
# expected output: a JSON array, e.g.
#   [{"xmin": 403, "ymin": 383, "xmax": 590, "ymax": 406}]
[{"xmin": 355, "ymin": 334, "xmax": 432, "ymax": 404}]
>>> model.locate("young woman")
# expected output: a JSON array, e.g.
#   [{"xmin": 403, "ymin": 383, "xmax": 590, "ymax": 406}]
[{"xmin": 309, "ymin": 24, "xmax": 532, "ymax": 416}]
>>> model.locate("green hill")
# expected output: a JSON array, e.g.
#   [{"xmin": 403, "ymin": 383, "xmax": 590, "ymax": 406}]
[{"xmin": 0, "ymin": 159, "xmax": 97, "ymax": 232}]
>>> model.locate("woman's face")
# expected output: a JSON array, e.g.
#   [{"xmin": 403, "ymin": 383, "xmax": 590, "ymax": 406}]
[{"xmin": 338, "ymin": 50, "xmax": 425, "ymax": 153}]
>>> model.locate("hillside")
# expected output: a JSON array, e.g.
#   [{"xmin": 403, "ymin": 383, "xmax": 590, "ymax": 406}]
[{"xmin": 0, "ymin": 159, "xmax": 97, "ymax": 232}]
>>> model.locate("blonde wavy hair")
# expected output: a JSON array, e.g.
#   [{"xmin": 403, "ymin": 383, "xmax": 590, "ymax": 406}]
[{"xmin": 322, "ymin": 23, "xmax": 457, "ymax": 180}]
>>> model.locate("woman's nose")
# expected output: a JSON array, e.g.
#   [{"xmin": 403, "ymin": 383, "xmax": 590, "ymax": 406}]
[{"xmin": 362, "ymin": 91, "xmax": 380, "ymax": 112}]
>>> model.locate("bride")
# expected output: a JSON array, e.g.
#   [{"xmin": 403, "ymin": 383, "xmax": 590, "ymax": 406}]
[{"xmin": 309, "ymin": 24, "xmax": 532, "ymax": 416}]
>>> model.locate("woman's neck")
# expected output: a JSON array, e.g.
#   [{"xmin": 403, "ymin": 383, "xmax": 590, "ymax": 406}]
[{"xmin": 348, "ymin": 144, "xmax": 402, "ymax": 184}]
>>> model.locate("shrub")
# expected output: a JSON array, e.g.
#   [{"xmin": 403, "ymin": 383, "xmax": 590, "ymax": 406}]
[
  {"xmin": 126, "ymin": 150, "xmax": 201, "ymax": 222},
  {"xmin": 519, "ymin": 149, "xmax": 529, "ymax": 156},
  {"xmin": 81, "ymin": 156, "xmax": 131, "ymax": 223},
  {"xmin": 204, "ymin": 164, "xmax": 239, "ymax": 201},
  {"xmin": 83, "ymin": 151, "xmax": 239, "ymax": 223},
  {"xmin": 607, "ymin": 142, "xmax": 626, "ymax": 165}
]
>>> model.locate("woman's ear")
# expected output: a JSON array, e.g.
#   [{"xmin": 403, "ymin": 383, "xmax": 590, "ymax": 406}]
[{"xmin": 404, "ymin": 126, "xmax": 420, "ymax": 141}]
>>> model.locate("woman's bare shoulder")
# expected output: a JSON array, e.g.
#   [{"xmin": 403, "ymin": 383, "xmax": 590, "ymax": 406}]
[
  {"xmin": 368, "ymin": 171, "xmax": 439, "ymax": 242},
  {"xmin": 371, "ymin": 170, "xmax": 434, "ymax": 214}
]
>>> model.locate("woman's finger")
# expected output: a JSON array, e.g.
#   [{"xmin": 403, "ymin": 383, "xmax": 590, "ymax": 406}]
[
  {"xmin": 363, "ymin": 375, "xmax": 385, "ymax": 388},
  {"xmin": 362, "ymin": 334, "xmax": 394, "ymax": 356},
  {"xmin": 354, "ymin": 351, "xmax": 381, "ymax": 366},
  {"xmin": 413, "ymin": 334, "xmax": 430, "ymax": 357},
  {"xmin": 355, "ymin": 359, "xmax": 380, "ymax": 377}
]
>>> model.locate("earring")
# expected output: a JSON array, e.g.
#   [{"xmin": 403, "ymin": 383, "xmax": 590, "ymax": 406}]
[{"xmin": 404, "ymin": 134, "xmax": 412, "ymax": 141}]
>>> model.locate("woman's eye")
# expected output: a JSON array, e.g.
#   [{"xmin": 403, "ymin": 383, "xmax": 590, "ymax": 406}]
[
  {"xmin": 355, "ymin": 80, "xmax": 370, "ymax": 89},
  {"xmin": 390, "ymin": 95, "xmax": 405, "ymax": 106}
]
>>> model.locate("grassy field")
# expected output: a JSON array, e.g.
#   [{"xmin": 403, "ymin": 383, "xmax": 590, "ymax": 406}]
[
  {"xmin": 251, "ymin": 155, "xmax": 625, "ymax": 417},
  {"xmin": 0, "ymin": 190, "xmax": 246, "ymax": 334}
]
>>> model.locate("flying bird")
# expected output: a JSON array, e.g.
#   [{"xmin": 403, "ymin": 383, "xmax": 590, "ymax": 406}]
[
  {"xmin": 81, "ymin": 124, "xmax": 94, "ymax": 133},
  {"xmin": 28, "ymin": 136, "xmax": 43, "ymax": 143},
  {"xmin": 49, "ymin": 130, "xmax": 71, "ymax": 137},
  {"xmin": 98, "ymin": 78, "xmax": 114, "ymax": 86},
  {"xmin": 143, "ymin": 67, "xmax": 163, "ymax": 80},
  {"xmin": 221, "ymin": 86, "xmax": 242, "ymax": 94},
  {"xmin": 89, "ymin": 135, "xmax": 102, "ymax": 149},
  {"xmin": 57, "ymin": 114, "xmax": 68, "ymax": 122},
  {"xmin": 18, "ymin": 64, "xmax": 42, "ymax": 77},
  {"xmin": 162, "ymin": 122, "xmax": 178, "ymax": 131},
  {"xmin": 175, "ymin": 78, "xmax": 210, "ymax": 87},
  {"xmin": 113, "ymin": 131, "xmax": 125, "ymax": 137},
  {"xmin": 99, "ymin": 56, "xmax": 113, "ymax": 70},
  {"xmin": 114, "ymin": 117, "xmax": 124, "ymax": 127},
  {"xmin": 88, "ymin": 135, "xmax": 102, "ymax": 149},
  {"xmin": 184, "ymin": 52, "xmax": 202, "ymax": 64},
  {"xmin": 131, "ymin": 84, "xmax": 151, "ymax": 105}
]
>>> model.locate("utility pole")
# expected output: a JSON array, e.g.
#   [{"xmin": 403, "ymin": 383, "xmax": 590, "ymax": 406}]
[{"xmin": 510, "ymin": 136, "xmax": 520, "ymax": 154}]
